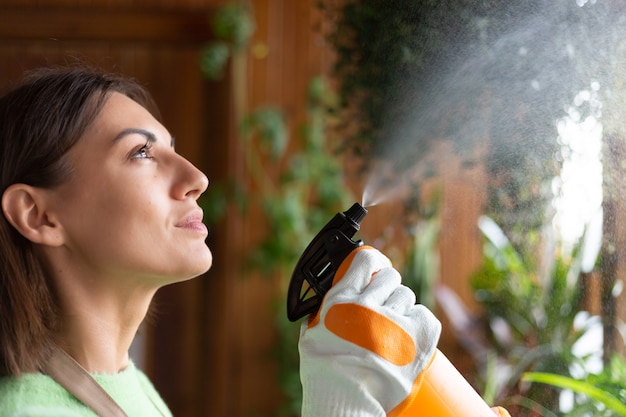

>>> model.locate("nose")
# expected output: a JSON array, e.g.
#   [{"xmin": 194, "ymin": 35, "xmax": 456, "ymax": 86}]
[{"xmin": 173, "ymin": 154, "xmax": 209, "ymax": 200}]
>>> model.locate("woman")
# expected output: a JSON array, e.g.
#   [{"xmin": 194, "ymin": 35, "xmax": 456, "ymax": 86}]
[
  {"xmin": 0, "ymin": 66, "xmax": 210, "ymax": 416},
  {"xmin": 0, "ymin": 67, "xmax": 508, "ymax": 417}
]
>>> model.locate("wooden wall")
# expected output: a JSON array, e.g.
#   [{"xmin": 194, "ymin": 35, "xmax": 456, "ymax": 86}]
[{"xmin": 0, "ymin": 2, "xmax": 486, "ymax": 416}]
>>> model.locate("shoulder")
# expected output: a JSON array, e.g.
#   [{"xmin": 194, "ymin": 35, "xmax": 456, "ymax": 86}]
[
  {"xmin": 0, "ymin": 363, "xmax": 171, "ymax": 417},
  {"xmin": 94, "ymin": 362, "xmax": 172, "ymax": 417},
  {"xmin": 0, "ymin": 373, "xmax": 93, "ymax": 417},
  {"xmin": 134, "ymin": 368, "xmax": 171, "ymax": 413}
]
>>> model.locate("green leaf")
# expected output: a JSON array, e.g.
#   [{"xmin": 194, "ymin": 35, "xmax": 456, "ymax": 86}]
[
  {"xmin": 523, "ymin": 372, "xmax": 626, "ymax": 416},
  {"xmin": 200, "ymin": 41, "xmax": 231, "ymax": 80},
  {"xmin": 241, "ymin": 107, "xmax": 288, "ymax": 159},
  {"xmin": 212, "ymin": 2, "xmax": 255, "ymax": 50}
]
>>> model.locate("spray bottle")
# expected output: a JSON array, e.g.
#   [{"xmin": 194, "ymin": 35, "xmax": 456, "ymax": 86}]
[{"xmin": 287, "ymin": 202, "xmax": 496, "ymax": 417}]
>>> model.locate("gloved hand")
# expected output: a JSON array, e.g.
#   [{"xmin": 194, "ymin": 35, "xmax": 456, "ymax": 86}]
[{"xmin": 298, "ymin": 245, "xmax": 442, "ymax": 416}]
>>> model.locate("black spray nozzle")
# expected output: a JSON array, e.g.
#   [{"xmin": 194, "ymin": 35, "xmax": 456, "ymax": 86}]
[
  {"xmin": 343, "ymin": 202, "xmax": 368, "ymax": 227},
  {"xmin": 286, "ymin": 202, "xmax": 368, "ymax": 321}
]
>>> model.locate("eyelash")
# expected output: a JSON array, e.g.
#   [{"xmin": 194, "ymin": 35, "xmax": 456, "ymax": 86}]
[{"xmin": 131, "ymin": 141, "xmax": 154, "ymax": 160}]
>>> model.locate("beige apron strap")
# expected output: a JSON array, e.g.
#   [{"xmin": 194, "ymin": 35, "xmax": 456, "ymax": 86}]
[{"xmin": 43, "ymin": 345, "xmax": 128, "ymax": 417}]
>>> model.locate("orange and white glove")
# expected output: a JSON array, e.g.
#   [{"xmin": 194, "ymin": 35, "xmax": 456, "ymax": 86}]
[{"xmin": 298, "ymin": 246, "xmax": 442, "ymax": 416}]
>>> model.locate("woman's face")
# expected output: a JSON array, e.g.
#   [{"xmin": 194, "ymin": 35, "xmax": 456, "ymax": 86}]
[{"xmin": 45, "ymin": 92, "xmax": 212, "ymax": 288}]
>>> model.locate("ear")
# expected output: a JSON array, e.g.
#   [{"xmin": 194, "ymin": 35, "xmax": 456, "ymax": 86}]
[{"xmin": 1, "ymin": 184, "xmax": 63, "ymax": 246}]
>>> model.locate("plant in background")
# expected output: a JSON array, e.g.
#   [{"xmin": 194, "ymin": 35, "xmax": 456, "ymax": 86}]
[
  {"xmin": 200, "ymin": 1, "xmax": 254, "ymax": 80},
  {"xmin": 470, "ymin": 216, "xmax": 600, "ymax": 416},
  {"xmin": 241, "ymin": 76, "xmax": 355, "ymax": 417},
  {"xmin": 238, "ymin": 77, "xmax": 353, "ymax": 277},
  {"xmin": 523, "ymin": 354, "xmax": 626, "ymax": 417},
  {"xmin": 393, "ymin": 192, "xmax": 441, "ymax": 311}
]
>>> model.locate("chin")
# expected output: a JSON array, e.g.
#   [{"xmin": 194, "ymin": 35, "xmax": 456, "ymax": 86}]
[
  {"xmin": 157, "ymin": 248, "xmax": 213, "ymax": 285},
  {"xmin": 182, "ymin": 252, "xmax": 213, "ymax": 281}
]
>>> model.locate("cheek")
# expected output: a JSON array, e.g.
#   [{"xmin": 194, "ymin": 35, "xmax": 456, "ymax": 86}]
[
  {"xmin": 62, "ymin": 183, "xmax": 157, "ymax": 236},
  {"xmin": 66, "ymin": 191, "xmax": 166, "ymax": 265},
  {"xmin": 99, "ymin": 188, "xmax": 162, "ymax": 230},
  {"xmin": 54, "ymin": 163, "xmax": 172, "ymax": 243}
]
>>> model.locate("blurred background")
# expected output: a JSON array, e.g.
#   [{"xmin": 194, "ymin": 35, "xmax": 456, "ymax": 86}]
[{"xmin": 2, "ymin": 1, "xmax": 626, "ymax": 416}]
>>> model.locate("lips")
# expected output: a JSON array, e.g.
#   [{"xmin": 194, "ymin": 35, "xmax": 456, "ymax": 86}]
[{"xmin": 176, "ymin": 210, "xmax": 208, "ymax": 234}]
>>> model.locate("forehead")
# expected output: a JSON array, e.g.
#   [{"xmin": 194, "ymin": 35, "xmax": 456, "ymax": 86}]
[
  {"xmin": 93, "ymin": 92, "xmax": 163, "ymax": 132},
  {"xmin": 79, "ymin": 92, "xmax": 170, "ymax": 143},
  {"xmin": 67, "ymin": 92, "xmax": 171, "ymax": 158}
]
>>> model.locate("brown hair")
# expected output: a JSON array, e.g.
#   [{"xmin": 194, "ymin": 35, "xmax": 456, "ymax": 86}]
[{"xmin": 0, "ymin": 66, "xmax": 159, "ymax": 376}]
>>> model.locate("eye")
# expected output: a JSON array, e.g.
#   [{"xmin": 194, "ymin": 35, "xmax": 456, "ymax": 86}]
[{"xmin": 131, "ymin": 141, "xmax": 154, "ymax": 160}]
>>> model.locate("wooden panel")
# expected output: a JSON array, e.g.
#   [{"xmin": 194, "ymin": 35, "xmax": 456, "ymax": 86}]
[
  {"xmin": 0, "ymin": 0, "xmax": 223, "ymax": 8},
  {"xmin": 0, "ymin": 7, "xmax": 212, "ymax": 43}
]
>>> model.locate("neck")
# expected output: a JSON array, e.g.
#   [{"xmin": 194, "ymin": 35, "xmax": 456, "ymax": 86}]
[{"xmin": 54, "ymin": 286, "xmax": 155, "ymax": 374}]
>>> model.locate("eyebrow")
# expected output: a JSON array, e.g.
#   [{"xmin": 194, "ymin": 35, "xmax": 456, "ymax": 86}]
[{"xmin": 113, "ymin": 127, "xmax": 175, "ymax": 147}]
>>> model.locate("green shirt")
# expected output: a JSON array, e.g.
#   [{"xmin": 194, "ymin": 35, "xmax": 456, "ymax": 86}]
[{"xmin": 0, "ymin": 362, "xmax": 172, "ymax": 417}]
